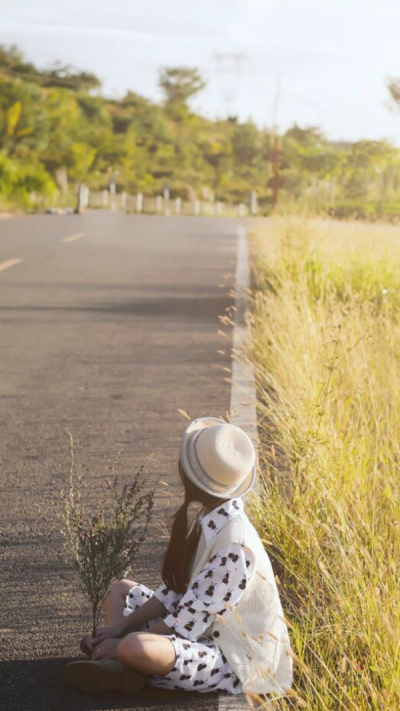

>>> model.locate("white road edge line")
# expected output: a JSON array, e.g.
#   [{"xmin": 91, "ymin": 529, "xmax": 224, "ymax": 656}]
[
  {"xmin": 220, "ymin": 227, "xmax": 258, "ymax": 708},
  {"xmin": 230, "ymin": 225, "xmax": 258, "ymax": 454},
  {"xmin": 62, "ymin": 232, "xmax": 85, "ymax": 243},
  {"xmin": 0, "ymin": 258, "xmax": 22, "ymax": 274}
]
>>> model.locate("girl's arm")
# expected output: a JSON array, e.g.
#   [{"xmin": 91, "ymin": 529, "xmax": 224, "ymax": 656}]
[
  {"xmin": 161, "ymin": 543, "xmax": 255, "ymax": 641},
  {"xmin": 146, "ymin": 619, "xmax": 174, "ymax": 635},
  {"xmin": 122, "ymin": 594, "xmax": 167, "ymax": 633},
  {"xmin": 121, "ymin": 584, "xmax": 182, "ymax": 636},
  {"xmin": 92, "ymin": 595, "xmax": 167, "ymax": 645}
]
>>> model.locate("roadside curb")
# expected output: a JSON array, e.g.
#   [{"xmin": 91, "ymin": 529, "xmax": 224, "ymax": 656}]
[
  {"xmin": 230, "ymin": 225, "xmax": 258, "ymax": 452},
  {"xmin": 220, "ymin": 224, "xmax": 258, "ymax": 711}
]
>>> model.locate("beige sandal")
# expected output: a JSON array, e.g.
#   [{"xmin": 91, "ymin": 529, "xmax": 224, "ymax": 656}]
[{"xmin": 63, "ymin": 659, "xmax": 148, "ymax": 693}]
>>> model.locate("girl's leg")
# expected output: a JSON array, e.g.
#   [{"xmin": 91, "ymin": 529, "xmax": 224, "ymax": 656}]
[
  {"xmin": 149, "ymin": 636, "xmax": 242, "ymax": 694},
  {"xmin": 117, "ymin": 632, "xmax": 176, "ymax": 677},
  {"xmin": 104, "ymin": 579, "xmax": 136, "ymax": 625}
]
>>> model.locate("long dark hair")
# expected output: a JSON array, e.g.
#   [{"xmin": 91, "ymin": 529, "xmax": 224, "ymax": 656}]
[{"xmin": 162, "ymin": 462, "xmax": 228, "ymax": 593}]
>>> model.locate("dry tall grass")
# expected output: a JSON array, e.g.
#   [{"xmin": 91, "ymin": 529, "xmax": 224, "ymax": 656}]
[{"xmin": 250, "ymin": 218, "xmax": 400, "ymax": 710}]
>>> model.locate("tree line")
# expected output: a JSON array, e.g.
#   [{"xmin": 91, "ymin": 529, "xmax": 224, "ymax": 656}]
[{"xmin": 1, "ymin": 44, "xmax": 400, "ymax": 217}]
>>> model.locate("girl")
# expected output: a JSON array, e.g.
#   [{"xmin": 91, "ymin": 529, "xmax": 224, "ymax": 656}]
[{"xmin": 64, "ymin": 417, "xmax": 292, "ymax": 696}]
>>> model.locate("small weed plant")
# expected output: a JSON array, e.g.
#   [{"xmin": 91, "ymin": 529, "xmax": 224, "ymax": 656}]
[
  {"xmin": 250, "ymin": 218, "xmax": 400, "ymax": 710},
  {"xmin": 62, "ymin": 434, "xmax": 154, "ymax": 637}
]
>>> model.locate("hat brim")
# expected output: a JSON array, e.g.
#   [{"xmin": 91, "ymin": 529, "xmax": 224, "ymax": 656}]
[{"xmin": 180, "ymin": 417, "xmax": 256, "ymax": 499}]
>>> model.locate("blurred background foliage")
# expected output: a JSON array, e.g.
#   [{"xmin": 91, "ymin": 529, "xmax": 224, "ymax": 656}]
[{"xmin": 1, "ymin": 44, "xmax": 400, "ymax": 215}]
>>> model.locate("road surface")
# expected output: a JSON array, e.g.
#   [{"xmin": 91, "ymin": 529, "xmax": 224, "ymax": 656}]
[{"xmin": 0, "ymin": 211, "xmax": 246, "ymax": 711}]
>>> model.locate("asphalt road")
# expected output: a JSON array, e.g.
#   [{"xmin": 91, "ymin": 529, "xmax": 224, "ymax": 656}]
[{"xmin": 0, "ymin": 211, "xmax": 241, "ymax": 711}]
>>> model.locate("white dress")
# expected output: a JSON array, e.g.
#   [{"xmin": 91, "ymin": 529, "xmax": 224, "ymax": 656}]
[{"xmin": 123, "ymin": 498, "xmax": 255, "ymax": 694}]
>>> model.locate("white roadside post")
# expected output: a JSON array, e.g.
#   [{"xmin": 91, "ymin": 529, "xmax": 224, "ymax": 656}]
[
  {"xmin": 155, "ymin": 195, "xmax": 163, "ymax": 213},
  {"xmin": 136, "ymin": 193, "xmax": 143, "ymax": 213},
  {"xmin": 193, "ymin": 199, "xmax": 201, "ymax": 216},
  {"xmin": 249, "ymin": 190, "xmax": 258, "ymax": 216},
  {"xmin": 163, "ymin": 185, "xmax": 170, "ymax": 217},
  {"xmin": 76, "ymin": 183, "xmax": 89, "ymax": 213},
  {"xmin": 109, "ymin": 181, "xmax": 116, "ymax": 211},
  {"xmin": 101, "ymin": 189, "xmax": 109, "ymax": 208},
  {"xmin": 120, "ymin": 191, "xmax": 127, "ymax": 210},
  {"xmin": 175, "ymin": 197, "xmax": 181, "ymax": 215}
]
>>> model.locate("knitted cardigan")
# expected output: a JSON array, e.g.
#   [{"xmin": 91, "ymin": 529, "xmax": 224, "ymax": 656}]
[{"xmin": 188, "ymin": 511, "xmax": 293, "ymax": 695}]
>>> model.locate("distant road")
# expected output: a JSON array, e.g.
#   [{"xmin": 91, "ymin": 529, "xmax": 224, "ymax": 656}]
[{"xmin": 0, "ymin": 211, "xmax": 238, "ymax": 711}]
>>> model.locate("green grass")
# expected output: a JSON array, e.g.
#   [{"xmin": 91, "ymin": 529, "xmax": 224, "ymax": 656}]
[{"xmin": 249, "ymin": 217, "xmax": 400, "ymax": 710}]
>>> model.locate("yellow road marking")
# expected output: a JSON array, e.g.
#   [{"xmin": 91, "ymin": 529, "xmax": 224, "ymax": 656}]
[
  {"xmin": 0, "ymin": 258, "xmax": 22, "ymax": 274},
  {"xmin": 62, "ymin": 232, "xmax": 85, "ymax": 243}
]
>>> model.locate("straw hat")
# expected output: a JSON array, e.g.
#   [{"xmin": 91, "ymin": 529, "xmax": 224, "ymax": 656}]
[{"xmin": 180, "ymin": 417, "xmax": 256, "ymax": 499}]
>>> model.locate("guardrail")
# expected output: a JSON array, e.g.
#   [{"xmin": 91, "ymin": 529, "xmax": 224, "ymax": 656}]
[{"xmin": 81, "ymin": 187, "xmax": 253, "ymax": 218}]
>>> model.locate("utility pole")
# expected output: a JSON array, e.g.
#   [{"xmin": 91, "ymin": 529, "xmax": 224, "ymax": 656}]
[
  {"xmin": 271, "ymin": 76, "xmax": 282, "ymax": 135},
  {"xmin": 266, "ymin": 76, "xmax": 286, "ymax": 208},
  {"xmin": 266, "ymin": 136, "xmax": 286, "ymax": 208}
]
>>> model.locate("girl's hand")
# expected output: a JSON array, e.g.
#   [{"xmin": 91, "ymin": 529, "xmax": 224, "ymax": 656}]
[
  {"xmin": 80, "ymin": 633, "xmax": 94, "ymax": 656},
  {"xmin": 91, "ymin": 621, "xmax": 126, "ymax": 646},
  {"xmin": 91, "ymin": 638, "xmax": 120, "ymax": 661}
]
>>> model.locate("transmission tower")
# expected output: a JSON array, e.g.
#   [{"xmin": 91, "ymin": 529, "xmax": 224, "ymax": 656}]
[{"xmin": 213, "ymin": 52, "xmax": 247, "ymax": 118}]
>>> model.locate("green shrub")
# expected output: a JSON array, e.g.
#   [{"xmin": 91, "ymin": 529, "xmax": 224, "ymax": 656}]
[
  {"xmin": 62, "ymin": 434, "xmax": 155, "ymax": 637},
  {"xmin": 0, "ymin": 151, "xmax": 56, "ymax": 209}
]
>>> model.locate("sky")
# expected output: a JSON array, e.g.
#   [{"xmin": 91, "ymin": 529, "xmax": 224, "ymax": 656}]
[{"xmin": 1, "ymin": 0, "xmax": 400, "ymax": 143}]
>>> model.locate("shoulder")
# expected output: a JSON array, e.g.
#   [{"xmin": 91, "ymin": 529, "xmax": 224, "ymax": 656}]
[
  {"xmin": 210, "ymin": 511, "xmax": 252, "ymax": 547},
  {"xmin": 213, "ymin": 510, "xmax": 267, "ymax": 558}
]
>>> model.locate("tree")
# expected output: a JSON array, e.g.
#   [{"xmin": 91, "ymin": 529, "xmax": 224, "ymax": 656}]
[
  {"xmin": 285, "ymin": 124, "xmax": 325, "ymax": 147},
  {"xmin": 159, "ymin": 67, "xmax": 205, "ymax": 109},
  {"xmin": 232, "ymin": 121, "xmax": 261, "ymax": 167},
  {"xmin": 2, "ymin": 42, "xmax": 400, "ymax": 213},
  {"xmin": 40, "ymin": 63, "xmax": 100, "ymax": 92},
  {"xmin": 201, "ymin": 131, "xmax": 232, "ymax": 193},
  {"xmin": 0, "ymin": 45, "xmax": 100, "ymax": 91},
  {"xmin": 387, "ymin": 77, "xmax": 400, "ymax": 111}
]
